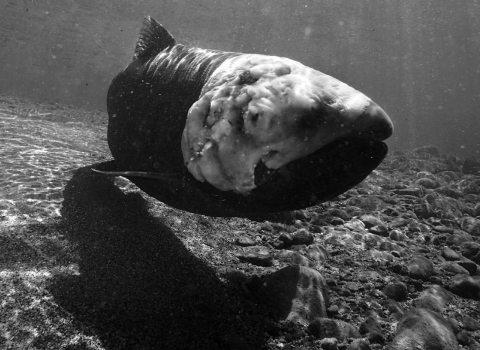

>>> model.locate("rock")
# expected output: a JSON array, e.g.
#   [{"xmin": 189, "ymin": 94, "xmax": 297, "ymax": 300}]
[
  {"xmin": 384, "ymin": 299, "xmax": 405, "ymax": 320},
  {"xmin": 292, "ymin": 229, "xmax": 314, "ymax": 245},
  {"xmin": 447, "ymin": 274, "xmax": 480, "ymax": 299},
  {"xmin": 360, "ymin": 215, "xmax": 384, "ymax": 228},
  {"xmin": 415, "ymin": 177, "xmax": 440, "ymax": 189},
  {"xmin": 384, "ymin": 282, "xmax": 408, "ymax": 301},
  {"xmin": 368, "ymin": 249, "xmax": 395, "ymax": 261},
  {"xmin": 331, "ymin": 217, "xmax": 345, "ymax": 225},
  {"xmin": 463, "ymin": 157, "xmax": 480, "ymax": 175},
  {"xmin": 441, "ymin": 247, "xmax": 462, "ymax": 261},
  {"xmin": 390, "ymin": 217, "xmax": 412, "ymax": 228},
  {"xmin": 258, "ymin": 266, "xmax": 328, "ymax": 325},
  {"xmin": 327, "ymin": 305, "xmax": 339, "ymax": 315},
  {"xmin": 294, "ymin": 210, "xmax": 308, "ymax": 220},
  {"xmin": 345, "ymin": 282, "xmax": 361, "ymax": 291},
  {"xmin": 413, "ymin": 201, "xmax": 436, "ymax": 218},
  {"xmin": 461, "ymin": 181, "xmax": 480, "ymax": 195},
  {"xmin": 277, "ymin": 250, "xmax": 310, "ymax": 267},
  {"xmin": 460, "ymin": 217, "xmax": 480, "ymax": 236},
  {"xmin": 389, "ymin": 230, "xmax": 407, "ymax": 241},
  {"xmin": 307, "ymin": 317, "xmax": 361, "ymax": 341},
  {"xmin": 344, "ymin": 219, "xmax": 367, "ymax": 232},
  {"xmin": 414, "ymin": 285, "xmax": 452, "ymax": 312},
  {"xmin": 439, "ymin": 262, "xmax": 470, "ymax": 275},
  {"xmin": 469, "ymin": 340, "xmax": 480, "ymax": 350},
  {"xmin": 449, "ymin": 317, "xmax": 462, "ymax": 334},
  {"xmin": 446, "ymin": 231, "xmax": 473, "ymax": 246},
  {"xmin": 347, "ymin": 339, "xmax": 371, "ymax": 350},
  {"xmin": 435, "ymin": 186, "xmax": 464, "ymax": 199},
  {"xmin": 430, "ymin": 198, "xmax": 463, "ymax": 219},
  {"xmin": 235, "ymin": 246, "xmax": 273, "ymax": 267},
  {"xmin": 379, "ymin": 241, "xmax": 401, "ymax": 252},
  {"xmin": 461, "ymin": 242, "xmax": 480, "ymax": 264},
  {"xmin": 433, "ymin": 225, "xmax": 454, "ymax": 234},
  {"xmin": 456, "ymin": 260, "xmax": 477, "ymax": 275},
  {"xmin": 369, "ymin": 225, "xmax": 389, "ymax": 237},
  {"xmin": 260, "ymin": 222, "xmax": 274, "ymax": 232},
  {"xmin": 386, "ymin": 308, "xmax": 459, "ymax": 350},
  {"xmin": 475, "ymin": 203, "xmax": 480, "ymax": 217},
  {"xmin": 235, "ymin": 235, "xmax": 256, "ymax": 247},
  {"xmin": 394, "ymin": 187, "xmax": 424, "ymax": 197},
  {"xmin": 320, "ymin": 337, "xmax": 338, "ymax": 350},
  {"xmin": 357, "ymin": 270, "xmax": 382, "ymax": 282},
  {"xmin": 278, "ymin": 232, "xmax": 294, "ymax": 245},
  {"xmin": 271, "ymin": 240, "xmax": 285, "ymax": 249},
  {"xmin": 359, "ymin": 316, "xmax": 384, "ymax": 344},
  {"xmin": 463, "ymin": 315, "xmax": 480, "ymax": 331},
  {"xmin": 456, "ymin": 331, "xmax": 471, "ymax": 346},
  {"xmin": 306, "ymin": 244, "xmax": 329, "ymax": 263},
  {"xmin": 329, "ymin": 208, "xmax": 351, "ymax": 221},
  {"xmin": 408, "ymin": 255, "xmax": 435, "ymax": 281}
]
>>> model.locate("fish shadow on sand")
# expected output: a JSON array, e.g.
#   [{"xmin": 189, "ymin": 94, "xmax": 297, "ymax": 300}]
[{"xmin": 48, "ymin": 165, "xmax": 269, "ymax": 350}]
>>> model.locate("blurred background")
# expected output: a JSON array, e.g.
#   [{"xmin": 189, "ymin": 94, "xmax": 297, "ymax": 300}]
[{"xmin": 1, "ymin": 0, "xmax": 479, "ymax": 157}]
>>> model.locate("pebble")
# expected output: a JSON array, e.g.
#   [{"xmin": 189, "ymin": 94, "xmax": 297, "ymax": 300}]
[
  {"xmin": 389, "ymin": 230, "xmax": 407, "ymax": 241},
  {"xmin": 463, "ymin": 315, "xmax": 480, "ymax": 331},
  {"xmin": 384, "ymin": 282, "xmax": 408, "ymax": 301},
  {"xmin": 461, "ymin": 240, "xmax": 480, "ymax": 257},
  {"xmin": 439, "ymin": 261, "xmax": 470, "ymax": 275},
  {"xmin": 320, "ymin": 337, "xmax": 338, "ymax": 350},
  {"xmin": 460, "ymin": 217, "xmax": 480, "ymax": 236},
  {"xmin": 360, "ymin": 215, "xmax": 385, "ymax": 228},
  {"xmin": 235, "ymin": 246, "xmax": 273, "ymax": 267},
  {"xmin": 278, "ymin": 232, "xmax": 294, "ymax": 245},
  {"xmin": 414, "ymin": 285, "xmax": 452, "ymax": 312},
  {"xmin": 306, "ymin": 244, "xmax": 329, "ymax": 263},
  {"xmin": 448, "ymin": 274, "xmax": 480, "ymax": 299},
  {"xmin": 330, "ymin": 208, "xmax": 351, "ymax": 221},
  {"xmin": 446, "ymin": 231, "xmax": 472, "ymax": 246},
  {"xmin": 394, "ymin": 187, "xmax": 424, "ymax": 197},
  {"xmin": 347, "ymin": 339, "xmax": 371, "ymax": 350},
  {"xmin": 415, "ymin": 177, "xmax": 440, "ymax": 189},
  {"xmin": 456, "ymin": 260, "xmax": 477, "ymax": 275},
  {"xmin": 292, "ymin": 228, "xmax": 314, "ymax": 245},
  {"xmin": 277, "ymin": 250, "xmax": 310, "ymax": 267},
  {"xmin": 258, "ymin": 266, "xmax": 328, "ymax": 325},
  {"xmin": 441, "ymin": 247, "xmax": 462, "ymax": 261},
  {"xmin": 407, "ymin": 255, "xmax": 434, "ymax": 281},
  {"xmin": 235, "ymin": 235, "xmax": 256, "ymax": 247},
  {"xmin": 307, "ymin": 317, "xmax": 360, "ymax": 341},
  {"xmin": 456, "ymin": 331, "xmax": 471, "ymax": 346},
  {"xmin": 387, "ymin": 308, "xmax": 459, "ymax": 350}
]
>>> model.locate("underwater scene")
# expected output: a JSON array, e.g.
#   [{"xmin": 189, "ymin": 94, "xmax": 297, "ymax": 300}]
[{"xmin": 1, "ymin": 1, "xmax": 480, "ymax": 349}]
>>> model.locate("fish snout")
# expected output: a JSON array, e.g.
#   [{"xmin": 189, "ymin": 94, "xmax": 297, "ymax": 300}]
[{"xmin": 350, "ymin": 101, "xmax": 393, "ymax": 141}]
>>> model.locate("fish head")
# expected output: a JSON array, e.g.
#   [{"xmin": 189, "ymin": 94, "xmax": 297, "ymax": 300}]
[{"xmin": 181, "ymin": 54, "xmax": 393, "ymax": 209}]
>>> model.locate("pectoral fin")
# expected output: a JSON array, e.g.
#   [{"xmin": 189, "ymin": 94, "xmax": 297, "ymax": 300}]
[{"xmin": 92, "ymin": 168, "xmax": 179, "ymax": 180}]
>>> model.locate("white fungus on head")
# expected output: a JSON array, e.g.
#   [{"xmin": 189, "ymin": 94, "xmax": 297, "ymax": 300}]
[{"xmin": 181, "ymin": 54, "xmax": 371, "ymax": 194}]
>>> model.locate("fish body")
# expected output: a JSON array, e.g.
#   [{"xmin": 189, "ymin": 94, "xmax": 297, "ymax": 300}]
[{"xmin": 100, "ymin": 17, "xmax": 393, "ymax": 216}]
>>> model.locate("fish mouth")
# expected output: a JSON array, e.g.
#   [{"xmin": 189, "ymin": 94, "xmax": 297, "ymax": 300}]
[
  {"xmin": 251, "ymin": 137, "xmax": 388, "ymax": 205},
  {"xmin": 243, "ymin": 100, "xmax": 392, "ymax": 211}
]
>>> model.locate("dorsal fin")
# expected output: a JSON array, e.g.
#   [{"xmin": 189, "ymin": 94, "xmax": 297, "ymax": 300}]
[{"xmin": 134, "ymin": 16, "xmax": 176, "ymax": 60}]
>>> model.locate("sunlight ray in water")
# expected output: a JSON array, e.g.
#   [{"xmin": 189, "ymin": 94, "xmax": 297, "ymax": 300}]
[{"xmin": 0, "ymin": 100, "xmax": 111, "ymax": 223}]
